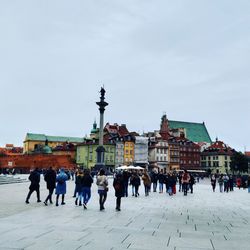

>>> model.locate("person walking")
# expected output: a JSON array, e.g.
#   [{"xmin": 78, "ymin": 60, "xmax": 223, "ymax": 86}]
[
  {"xmin": 44, "ymin": 167, "xmax": 56, "ymax": 205},
  {"xmin": 82, "ymin": 169, "xmax": 93, "ymax": 209},
  {"xmin": 236, "ymin": 176, "xmax": 242, "ymax": 189},
  {"xmin": 130, "ymin": 172, "xmax": 136, "ymax": 196},
  {"xmin": 211, "ymin": 174, "xmax": 216, "ymax": 192},
  {"xmin": 142, "ymin": 169, "xmax": 151, "ymax": 196},
  {"xmin": 182, "ymin": 170, "xmax": 190, "ymax": 196},
  {"xmin": 25, "ymin": 168, "xmax": 41, "ymax": 204},
  {"xmin": 122, "ymin": 170, "xmax": 130, "ymax": 197},
  {"xmin": 178, "ymin": 172, "xmax": 183, "ymax": 192},
  {"xmin": 158, "ymin": 169, "xmax": 165, "ymax": 193},
  {"xmin": 167, "ymin": 173, "xmax": 175, "ymax": 196},
  {"xmin": 75, "ymin": 170, "xmax": 84, "ymax": 206},
  {"xmin": 218, "ymin": 174, "xmax": 224, "ymax": 192},
  {"xmin": 72, "ymin": 169, "xmax": 78, "ymax": 198},
  {"xmin": 55, "ymin": 168, "xmax": 68, "ymax": 206},
  {"xmin": 131, "ymin": 172, "xmax": 141, "ymax": 197},
  {"xmin": 113, "ymin": 172, "xmax": 124, "ymax": 211},
  {"xmin": 248, "ymin": 175, "xmax": 250, "ymax": 193},
  {"xmin": 189, "ymin": 174, "xmax": 195, "ymax": 194},
  {"xmin": 96, "ymin": 169, "xmax": 108, "ymax": 211},
  {"xmin": 229, "ymin": 175, "xmax": 234, "ymax": 191},
  {"xmin": 151, "ymin": 170, "xmax": 158, "ymax": 192},
  {"xmin": 223, "ymin": 174, "xmax": 229, "ymax": 192}
]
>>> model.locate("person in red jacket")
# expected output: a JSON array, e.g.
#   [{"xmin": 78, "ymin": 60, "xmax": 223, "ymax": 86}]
[{"xmin": 182, "ymin": 170, "xmax": 190, "ymax": 196}]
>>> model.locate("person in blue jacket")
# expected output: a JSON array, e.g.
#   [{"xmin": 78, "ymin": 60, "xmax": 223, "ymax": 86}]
[{"xmin": 55, "ymin": 168, "xmax": 68, "ymax": 206}]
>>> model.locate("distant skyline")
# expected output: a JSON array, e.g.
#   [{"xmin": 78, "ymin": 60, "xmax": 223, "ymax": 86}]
[{"xmin": 0, "ymin": 1, "xmax": 249, "ymax": 151}]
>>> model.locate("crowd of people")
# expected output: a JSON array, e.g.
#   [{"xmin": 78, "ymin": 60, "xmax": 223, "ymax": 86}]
[
  {"xmin": 25, "ymin": 167, "xmax": 250, "ymax": 211},
  {"xmin": 210, "ymin": 173, "xmax": 250, "ymax": 193}
]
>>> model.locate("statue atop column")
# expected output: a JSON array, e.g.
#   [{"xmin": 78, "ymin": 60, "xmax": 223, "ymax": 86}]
[{"xmin": 94, "ymin": 87, "xmax": 109, "ymax": 172}]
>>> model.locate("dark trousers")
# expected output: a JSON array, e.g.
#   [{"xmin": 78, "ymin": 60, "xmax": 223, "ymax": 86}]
[
  {"xmin": 45, "ymin": 188, "xmax": 54, "ymax": 203},
  {"xmin": 190, "ymin": 184, "xmax": 193, "ymax": 193},
  {"xmin": 123, "ymin": 183, "xmax": 128, "ymax": 197},
  {"xmin": 135, "ymin": 185, "xmax": 139, "ymax": 197},
  {"xmin": 56, "ymin": 194, "xmax": 65, "ymax": 205},
  {"xmin": 183, "ymin": 183, "xmax": 188, "ymax": 195},
  {"xmin": 224, "ymin": 183, "xmax": 229, "ymax": 192},
  {"xmin": 153, "ymin": 182, "xmax": 157, "ymax": 192},
  {"xmin": 82, "ymin": 187, "xmax": 91, "ymax": 204},
  {"xmin": 179, "ymin": 183, "xmax": 182, "ymax": 192},
  {"xmin": 144, "ymin": 185, "xmax": 150, "ymax": 196},
  {"xmin": 116, "ymin": 197, "xmax": 121, "ymax": 209},
  {"xmin": 26, "ymin": 188, "xmax": 40, "ymax": 202},
  {"xmin": 99, "ymin": 192, "xmax": 107, "ymax": 209}
]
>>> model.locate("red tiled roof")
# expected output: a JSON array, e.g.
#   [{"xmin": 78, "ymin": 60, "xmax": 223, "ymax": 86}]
[
  {"xmin": 245, "ymin": 152, "xmax": 250, "ymax": 157},
  {"xmin": 207, "ymin": 141, "xmax": 231, "ymax": 150},
  {"xmin": 104, "ymin": 123, "xmax": 129, "ymax": 137},
  {"xmin": 204, "ymin": 140, "xmax": 233, "ymax": 154}
]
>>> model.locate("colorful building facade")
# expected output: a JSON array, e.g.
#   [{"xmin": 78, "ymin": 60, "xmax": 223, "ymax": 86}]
[
  {"xmin": 201, "ymin": 139, "xmax": 234, "ymax": 173},
  {"xmin": 23, "ymin": 133, "xmax": 84, "ymax": 154},
  {"xmin": 76, "ymin": 140, "xmax": 116, "ymax": 170}
]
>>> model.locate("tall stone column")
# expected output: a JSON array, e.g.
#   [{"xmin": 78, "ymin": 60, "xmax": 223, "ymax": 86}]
[{"xmin": 94, "ymin": 87, "xmax": 108, "ymax": 171}]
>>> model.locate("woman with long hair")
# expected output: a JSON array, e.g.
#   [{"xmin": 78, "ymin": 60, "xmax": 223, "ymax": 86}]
[{"xmin": 96, "ymin": 169, "xmax": 108, "ymax": 211}]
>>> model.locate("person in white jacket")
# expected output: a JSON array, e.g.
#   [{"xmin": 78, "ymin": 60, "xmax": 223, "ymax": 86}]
[{"xmin": 96, "ymin": 169, "xmax": 108, "ymax": 211}]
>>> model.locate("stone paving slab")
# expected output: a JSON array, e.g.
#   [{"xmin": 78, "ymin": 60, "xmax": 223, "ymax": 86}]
[{"xmin": 0, "ymin": 178, "xmax": 250, "ymax": 249}]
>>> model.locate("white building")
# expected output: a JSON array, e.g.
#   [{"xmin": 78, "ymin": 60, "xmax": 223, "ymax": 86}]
[
  {"xmin": 115, "ymin": 139, "xmax": 124, "ymax": 167},
  {"xmin": 134, "ymin": 136, "xmax": 148, "ymax": 166},
  {"xmin": 147, "ymin": 132, "xmax": 169, "ymax": 170}
]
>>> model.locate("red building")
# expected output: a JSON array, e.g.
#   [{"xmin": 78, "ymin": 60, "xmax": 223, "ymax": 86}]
[
  {"xmin": 0, "ymin": 144, "xmax": 23, "ymax": 156},
  {"xmin": 178, "ymin": 138, "xmax": 201, "ymax": 170},
  {"xmin": 0, "ymin": 154, "xmax": 76, "ymax": 174}
]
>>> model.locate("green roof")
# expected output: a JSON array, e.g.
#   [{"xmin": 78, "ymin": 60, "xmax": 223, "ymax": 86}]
[
  {"xmin": 25, "ymin": 133, "xmax": 85, "ymax": 143},
  {"xmin": 168, "ymin": 120, "xmax": 212, "ymax": 143}
]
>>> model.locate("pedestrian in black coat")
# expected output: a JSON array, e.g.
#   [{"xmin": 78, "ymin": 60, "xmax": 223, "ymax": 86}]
[
  {"xmin": 25, "ymin": 168, "xmax": 41, "ymax": 204},
  {"xmin": 113, "ymin": 173, "xmax": 124, "ymax": 211},
  {"xmin": 130, "ymin": 173, "xmax": 141, "ymax": 197},
  {"xmin": 189, "ymin": 174, "xmax": 195, "ymax": 194},
  {"xmin": 44, "ymin": 167, "xmax": 56, "ymax": 205},
  {"xmin": 151, "ymin": 171, "xmax": 158, "ymax": 192},
  {"xmin": 122, "ymin": 171, "xmax": 130, "ymax": 197},
  {"xmin": 158, "ymin": 170, "xmax": 165, "ymax": 193}
]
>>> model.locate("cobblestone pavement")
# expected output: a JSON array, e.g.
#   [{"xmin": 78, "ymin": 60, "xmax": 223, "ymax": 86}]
[{"xmin": 0, "ymin": 176, "xmax": 250, "ymax": 250}]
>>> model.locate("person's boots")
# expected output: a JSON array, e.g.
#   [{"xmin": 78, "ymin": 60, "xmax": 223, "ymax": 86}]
[
  {"xmin": 75, "ymin": 198, "xmax": 78, "ymax": 205},
  {"xmin": 61, "ymin": 195, "xmax": 65, "ymax": 205},
  {"xmin": 56, "ymin": 196, "xmax": 59, "ymax": 206},
  {"xmin": 37, "ymin": 192, "xmax": 41, "ymax": 202}
]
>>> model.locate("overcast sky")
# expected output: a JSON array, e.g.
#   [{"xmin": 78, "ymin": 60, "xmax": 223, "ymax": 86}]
[{"xmin": 0, "ymin": 0, "xmax": 249, "ymax": 151}]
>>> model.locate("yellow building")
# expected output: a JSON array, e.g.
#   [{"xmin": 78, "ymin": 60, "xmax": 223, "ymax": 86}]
[
  {"xmin": 124, "ymin": 140, "xmax": 135, "ymax": 165},
  {"xmin": 23, "ymin": 133, "xmax": 84, "ymax": 154}
]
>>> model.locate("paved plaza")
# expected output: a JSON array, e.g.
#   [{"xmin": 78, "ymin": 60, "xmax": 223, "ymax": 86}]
[{"xmin": 0, "ymin": 176, "xmax": 250, "ymax": 250}]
